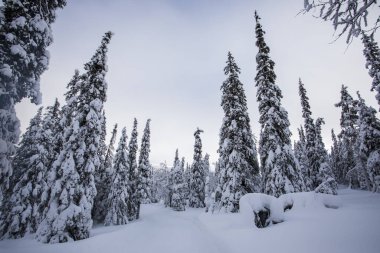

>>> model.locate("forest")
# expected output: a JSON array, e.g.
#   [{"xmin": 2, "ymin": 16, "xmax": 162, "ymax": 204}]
[{"xmin": 0, "ymin": 1, "xmax": 379, "ymax": 253}]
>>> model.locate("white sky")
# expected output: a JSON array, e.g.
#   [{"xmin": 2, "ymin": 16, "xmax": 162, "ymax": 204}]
[{"xmin": 16, "ymin": 0, "xmax": 379, "ymax": 168}]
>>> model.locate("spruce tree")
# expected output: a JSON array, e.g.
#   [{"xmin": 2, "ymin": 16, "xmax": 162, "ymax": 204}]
[
  {"xmin": 104, "ymin": 127, "xmax": 130, "ymax": 226},
  {"xmin": 36, "ymin": 32, "xmax": 113, "ymax": 243},
  {"xmin": 335, "ymin": 85, "xmax": 359, "ymax": 187},
  {"xmin": 93, "ymin": 123, "xmax": 118, "ymax": 223},
  {"xmin": 330, "ymin": 129, "xmax": 344, "ymax": 182},
  {"xmin": 362, "ymin": 32, "xmax": 380, "ymax": 111},
  {"xmin": 0, "ymin": 1, "xmax": 66, "ymax": 198},
  {"xmin": 356, "ymin": 93, "xmax": 380, "ymax": 192},
  {"xmin": 298, "ymin": 79, "xmax": 317, "ymax": 187},
  {"xmin": 171, "ymin": 150, "xmax": 186, "ymax": 211},
  {"xmin": 42, "ymin": 99, "xmax": 62, "ymax": 170},
  {"xmin": 294, "ymin": 126, "xmax": 312, "ymax": 191},
  {"xmin": 138, "ymin": 119, "xmax": 152, "ymax": 205},
  {"xmin": 183, "ymin": 163, "xmax": 191, "ymax": 202},
  {"xmin": 189, "ymin": 128, "xmax": 206, "ymax": 208},
  {"xmin": 313, "ymin": 118, "xmax": 338, "ymax": 195},
  {"xmin": 127, "ymin": 118, "xmax": 139, "ymax": 221},
  {"xmin": 254, "ymin": 12, "xmax": 305, "ymax": 197},
  {"xmin": 0, "ymin": 108, "xmax": 47, "ymax": 238},
  {"xmin": 215, "ymin": 52, "xmax": 260, "ymax": 213},
  {"xmin": 298, "ymin": 78, "xmax": 337, "ymax": 193},
  {"xmin": 203, "ymin": 153, "xmax": 210, "ymax": 186}
]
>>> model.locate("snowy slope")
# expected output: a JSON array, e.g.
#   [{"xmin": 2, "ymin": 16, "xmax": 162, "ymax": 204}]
[{"xmin": 1, "ymin": 188, "xmax": 379, "ymax": 253}]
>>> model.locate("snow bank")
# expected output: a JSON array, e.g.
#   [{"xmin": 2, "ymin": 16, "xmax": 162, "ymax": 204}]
[{"xmin": 239, "ymin": 192, "xmax": 342, "ymax": 228}]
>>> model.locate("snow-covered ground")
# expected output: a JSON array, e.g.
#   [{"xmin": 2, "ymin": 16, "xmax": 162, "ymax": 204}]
[{"xmin": 1, "ymin": 188, "xmax": 379, "ymax": 253}]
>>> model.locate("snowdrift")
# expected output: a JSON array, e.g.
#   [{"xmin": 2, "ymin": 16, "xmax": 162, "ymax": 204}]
[{"xmin": 239, "ymin": 192, "xmax": 342, "ymax": 228}]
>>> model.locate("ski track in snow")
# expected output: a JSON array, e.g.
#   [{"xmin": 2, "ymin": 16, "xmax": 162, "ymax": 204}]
[{"xmin": 0, "ymin": 188, "xmax": 379, "ymax": 253}]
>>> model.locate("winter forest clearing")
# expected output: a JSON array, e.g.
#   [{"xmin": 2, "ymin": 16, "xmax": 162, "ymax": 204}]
[
  {"xmin": 1, "ymin": 188, "xmax": 379, "ymax": 253},
  {"xmin": 1, "ymin": 0, "xmax": 380, "ymax": 252}
]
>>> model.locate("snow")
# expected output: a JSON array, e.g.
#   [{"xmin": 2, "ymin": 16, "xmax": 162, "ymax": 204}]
[
  {"xmin": 0, "ymin": 64, "xmax": 12, "ymax": 77},
  {"xmin": 1, "ymin": 188, "xmax": 379, "ymax": 253},
  {"xmin": 10, "ymin": 45, "xmax": 27, "ymax": 58}
]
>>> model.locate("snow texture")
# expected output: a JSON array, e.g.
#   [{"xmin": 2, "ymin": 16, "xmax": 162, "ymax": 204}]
[{"xmin": 0, "ymin": 188, "xmax": 379, "ymax": 253}]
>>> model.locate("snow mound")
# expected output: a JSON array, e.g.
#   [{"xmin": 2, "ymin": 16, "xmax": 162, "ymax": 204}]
[{"xmin": 240, "ymin": 192, "xmax": 342, "ymax": 228}]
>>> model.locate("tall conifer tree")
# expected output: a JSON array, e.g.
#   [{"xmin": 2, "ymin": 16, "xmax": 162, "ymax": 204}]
[
  {"xmin": 294, "ymin": 126, "xmax": 312, "ymax": 191},
  {"xmin": 189, "ymin": 128, "xmax": 205, "ymax": 208},
  {"xmin": 216, "ymin": 52, "xmax": 260, "ymax": 212},
  {"xmin": 104, "ymin": 127, "xmax": 130, "ymax": 226},
  {"xmin": 356, "ymin": 93, "xmax": 380, "ymax": 191},
  {"xmin": 171, "ymin": 150, "xmax": 186, "ymax": 211},
  {"xmin": 36, "ymin": 32, "xmax": 113, "ymax": 243},
  {"xmin": 362, "ymin": 32, "xmax": 380, "ymax": 111},
  {"xmin": 0, "ymin": 0, "xmax": 66, "ymax": 202},
  {"xmin": 0, "ymin": 108, "xmax": 47, "ymax": 238},
  {"xmin": 93, "ymin": 124, "xmax": 118, "ymax": 223},
  {"xmin": 127, "ymin": 119, "xmax": 139, "ymax": 220},
  {"xmin": 138, "ymin": 119, "xmax": 152, "ymax": 204},
  {"xmin": 335, "ymin": 85, "xmax": 359, "ymax": 187},
  {"xmin": 254, "ymin": 12, "xmax": 305, "ymax": 197}
]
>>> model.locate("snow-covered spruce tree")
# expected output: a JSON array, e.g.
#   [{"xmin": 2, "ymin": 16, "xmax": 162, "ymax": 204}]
[
  {"xmin": 152, "ymin": 163, "xmax": 170, "ymax": 203},
  {"xmin": 356, "ymin": 93, "xmax": 380, "ymax": 192},
  {"xmin": 104, "ymin": 127, "xmax": 129, "ymax": 226},
  {"xmin": 0, "ymin": 108, "xmax": 47, "ymax": 239},
  {"xmin": 215, "ymin": 52, "xmax": 260, "ymax": 213},
  {"xmin": 313, "ymin": 118, "xmax": 338, "ymax": 195},
  {"xmin": 8, "ymin": 108, "xmax": 43, "ymax": 189},
  {"xmin": 93, "ymin": 109, "xmax": 108, "ymax": 218},
  {"xmin": 171, "ymin": 150, "xmax": 186, "ymax": 211},
  {"xmin": 137, "ymin": 119, "xmax": 152, "ymax": 218},
  {"xmin": 166, "ymin": 149, "xmax": 179, "ymax": 208},
  {"xmin": 335, "ymin": 85, "xmax": 359, "ymax": 187},
  {"xmin": 127, "ymin": 118, "xmax": 139, "ymax": 221},
  {"xmin": 254, "ymin": 12, "xmax": 305, "ymax": 197},
  {"xmin": 330, "ymin": 129, "xmax": 344, "ymax": 182},
  {"xmin": 362, "ymin": 32, "xmax": 380, "ymax": 111},
  {"xmin": 41, "ymin": 99, "xmax": 62, "ymax": 170},
  {"xmin": 203, "ymin": 153, "xmax": 210, "ymax": 183},
  {"xmin": 298, "ymin": 79, "xmax": 317, "ymax": 189},
  {"xmin": 203, "ymin": 154, "xmax": 212, "ymax": 212},
  {"xmin": 189, "ymin": 128, "xmax": 206, "ymax": 208},
  {"xmin": 36, "ymin": 32, "xmax": 113, "ymax": 243},
  {"xmin": 93, "ymin": 123, "xmax": 118, "ymax": 223},
  {"xmin": 0, "ymin": 1, "xmax": 66, "ymax": 198},
  {"xmin": 294, "ymin": 126, "xmax": 312, "ymax": 191},
  {"xmin": 183, "ymin": 162, "xmax": 191, "ymax": 202}
]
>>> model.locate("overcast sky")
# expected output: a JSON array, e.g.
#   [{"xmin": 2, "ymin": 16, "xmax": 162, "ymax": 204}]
[{"xmin": 16, "ymin": 0, "xmax": 379, "ymax": 168}]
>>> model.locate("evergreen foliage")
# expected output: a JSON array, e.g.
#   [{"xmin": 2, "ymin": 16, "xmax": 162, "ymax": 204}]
[
  {"xmin": 93, "ymin": 124, "xmax": 118, "ymax": 223},
  {"xmin": 104, "ymin": 127, "xmax": 129, "ymax": 226},
  {"xmin": 36, "ymin": 32, "xmax": 113, "ymax": 243},
  {"xmin": 294, "ymin": 126, "xmax": 312, "ymax": 191},
  {"xmin": 215, "ymin": 52, "xmax": 260, "ymax": 212},
  {"xmin": 356, "ymin": 93, "xmax": 380, "ymax": 192},
  {"xmin": 362, "ymin": 32, "xmax": 380, "ymax": 111},
  {"xmin": 189, "ymin": 128, "xmax": 206, "ymax": 208},
  {"xmin": 298, "ymin": 79, "xmax": 337, "ymax": 193},
  {"xmin": 171, "ymin": 150, "xmax": 186, "ymax": 211},
  {"xmin": 330, "ymin": 129, "xmax": 344, "ymax": 183},
  {"xmin": 313, "ymin": 118, "xmax": 338, "ymax": 195},
  {"xmin": 0, "ymin": 107, "xmax": 48, "ymax": 238},
  {"xmin": 255, "ymin": 12, "xmax": 305, "ymax": 197},
  {"xmin": 0, "ymin": 1, "xmax": 66, "ymax": 198},
  {"xmin": 138, "ymin": 119, "xmax": 153, "ymax": 204},
  {"xmin": 126, "ymin": 118, "xmax": 139, "ymax": 221},
  {"xmin": 298, "ymin": 79, "xmax": 317, "ymax": 188},
  {"xmin": 335, "ymin": 85, "xmax": 359, "ymax": 187}
]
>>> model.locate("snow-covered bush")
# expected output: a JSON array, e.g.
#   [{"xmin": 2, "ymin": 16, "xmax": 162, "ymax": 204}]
[{"xmin": 240, "ymin": 192, "xmax": 342, "ymax": 228}]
